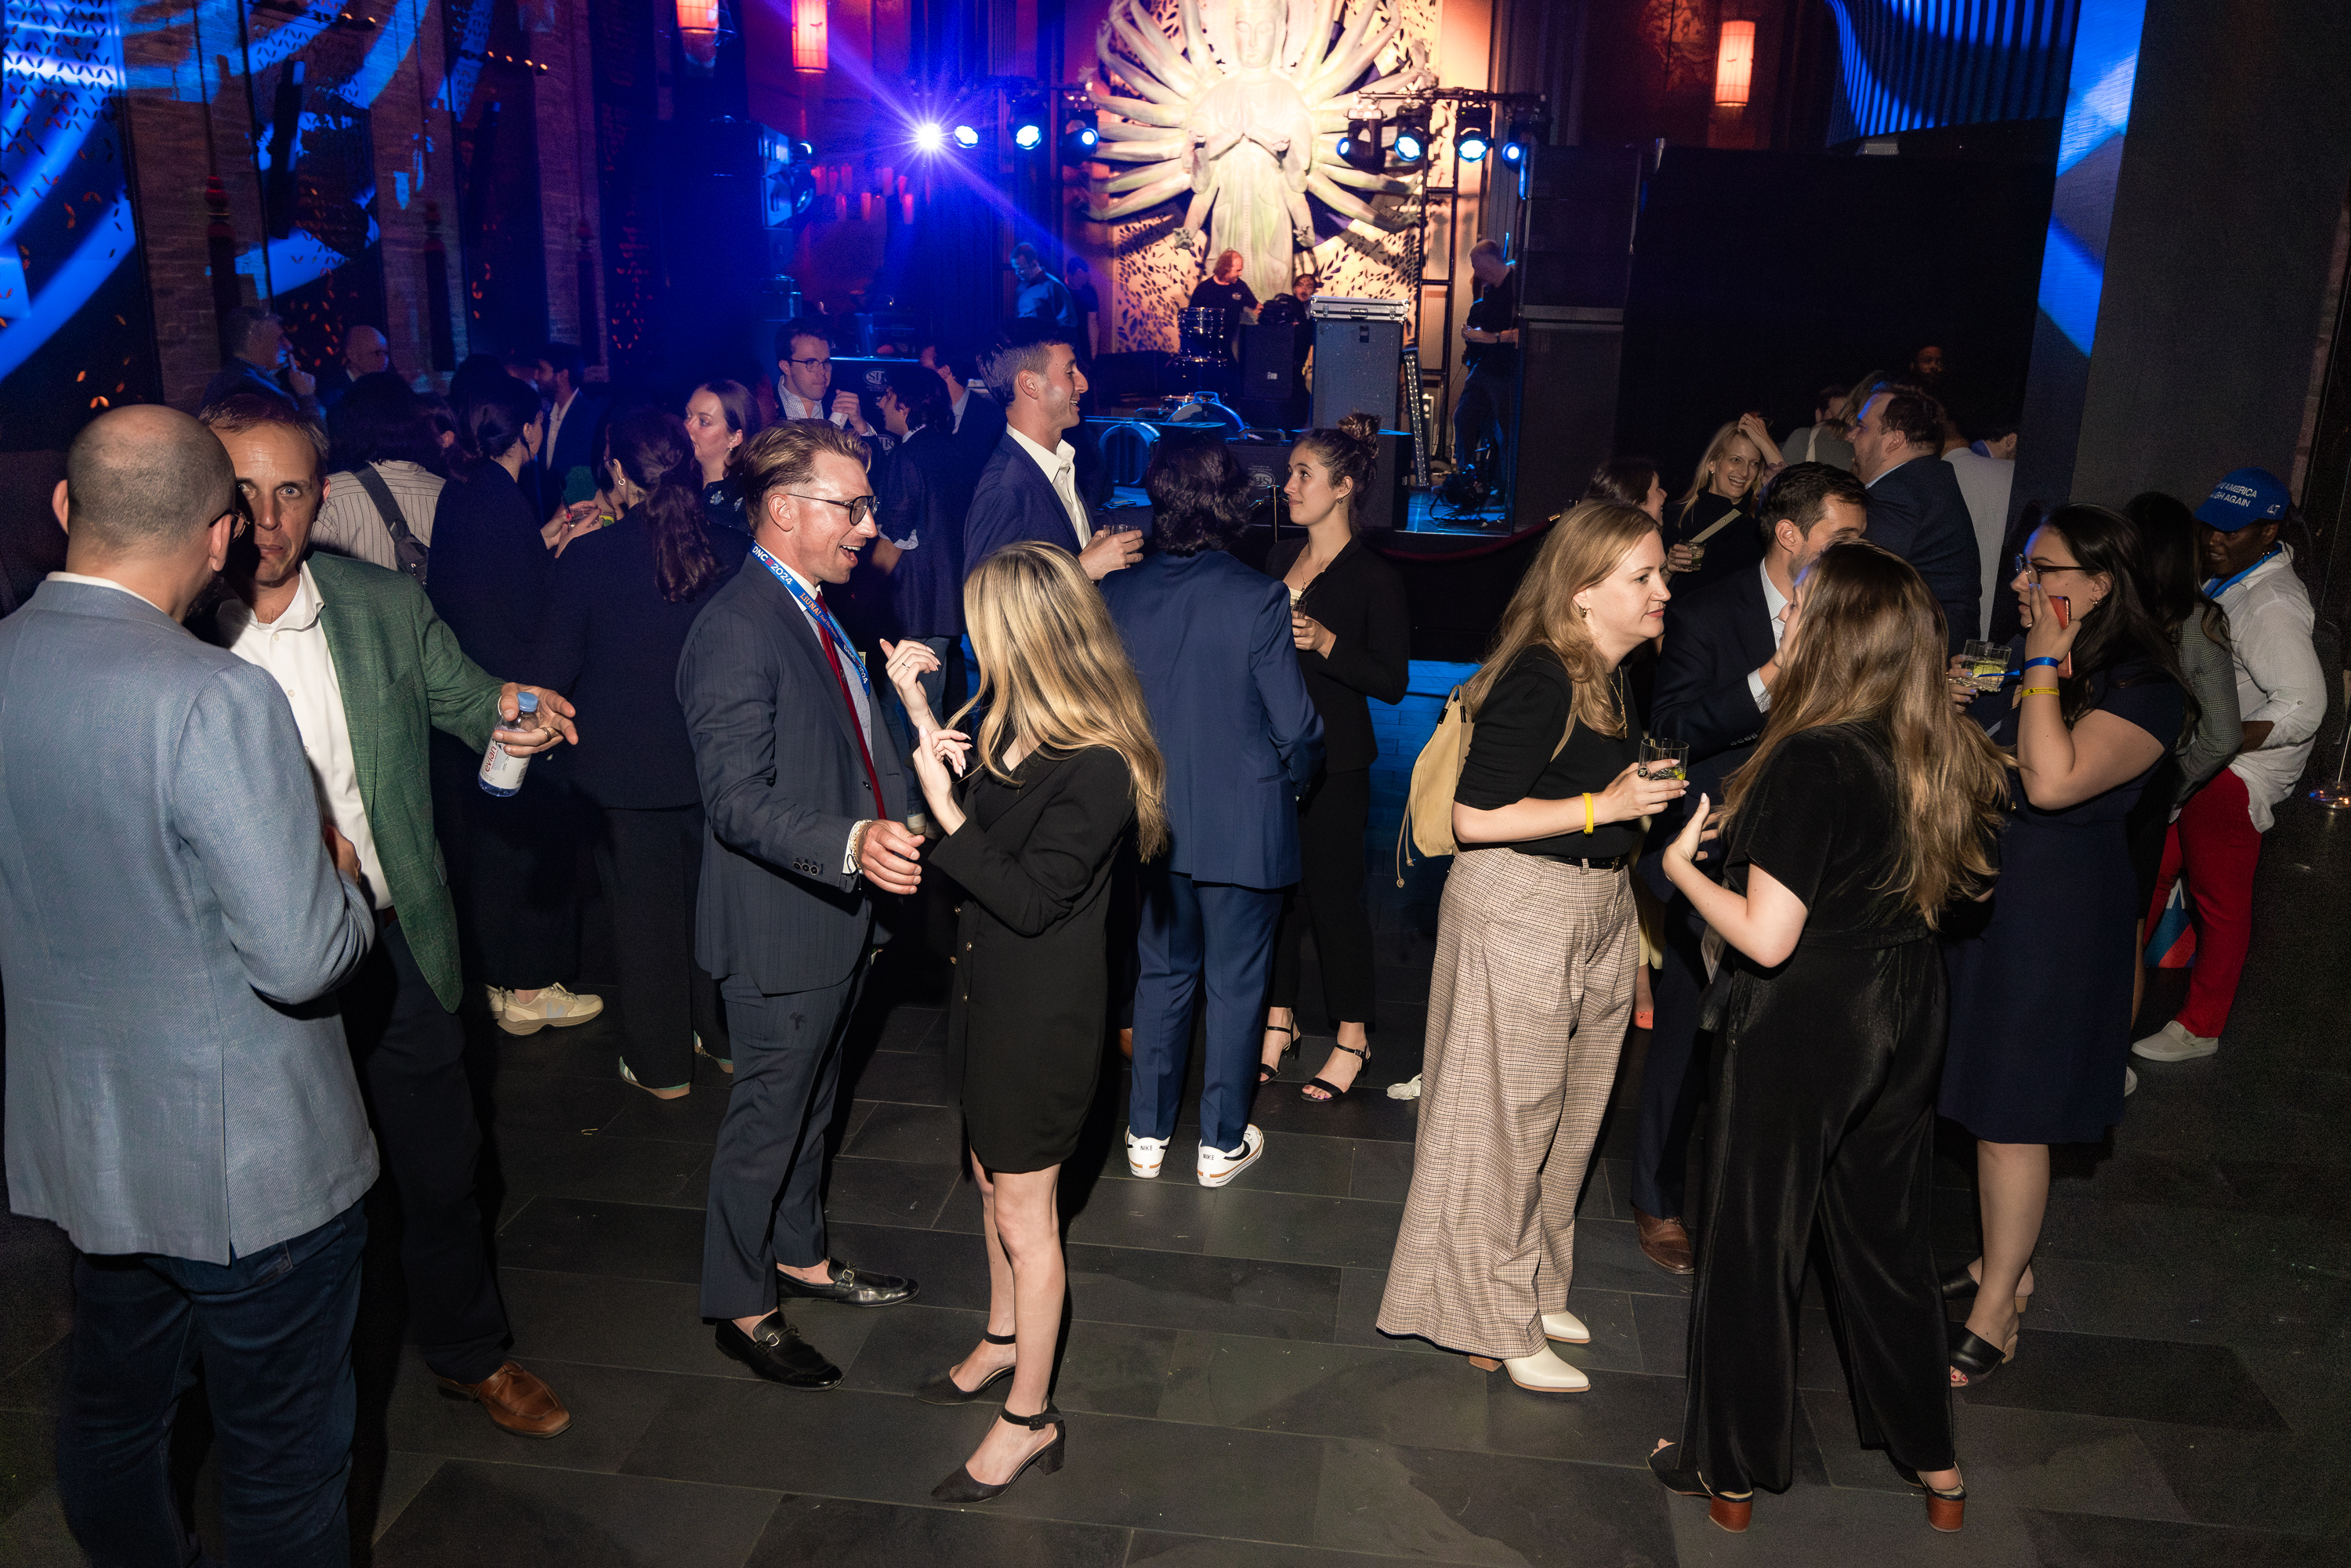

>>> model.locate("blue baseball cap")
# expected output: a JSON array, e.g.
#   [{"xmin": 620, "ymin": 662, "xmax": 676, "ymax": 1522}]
[{"xmin": 2195, "ymin": 467, "xmax": 2290, "ymax": 531}]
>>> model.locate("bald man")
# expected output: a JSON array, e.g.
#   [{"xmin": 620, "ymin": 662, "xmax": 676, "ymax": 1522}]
[
  {"xmin": 318, "ymin": 323, "xmax": 392, "ymax": 412},
  {"xmin": 2, "ymin": 406, "xmax": 379, "ymax": 1565}
]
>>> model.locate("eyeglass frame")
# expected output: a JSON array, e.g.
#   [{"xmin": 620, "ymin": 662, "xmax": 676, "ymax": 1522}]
[
  {"xmin": 782, "ymin": 354, "xmax": 833, "ymax": 369},
  {"xmin": 784, "ymin": 491, "xmax": 878, "ymax": 527},
  {"xmin": 2012, "ymin": 552, "xmax": 2092, "ymax": 582}
]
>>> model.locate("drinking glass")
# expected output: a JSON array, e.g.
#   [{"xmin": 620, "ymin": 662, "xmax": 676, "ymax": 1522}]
[
  {"xmin": 1640, "ymin": 737, "xmax": 1690, "ymax": 781},
  {"xmin": 1684, "ymin": 540, "xmax": 1708, "ymax": 571},
  {"xmin": 1962, "ymin": 639, "xmax": 2013, "ymax": 693}
]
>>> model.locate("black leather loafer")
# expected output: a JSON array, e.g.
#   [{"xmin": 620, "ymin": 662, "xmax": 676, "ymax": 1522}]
[
  {"xmin": 715, "ymin": 1312, "xmax": 841, "ymax": 1389},
  {"xmin": 775, "ymin": 1260, "xmax": 918, "ymax": 1308}
]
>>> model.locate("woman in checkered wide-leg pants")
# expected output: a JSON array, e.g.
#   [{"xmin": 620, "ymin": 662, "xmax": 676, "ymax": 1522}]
[{"xmin": 1377, "ymin": 847, "xmax": 1636, "ymax": 1359}]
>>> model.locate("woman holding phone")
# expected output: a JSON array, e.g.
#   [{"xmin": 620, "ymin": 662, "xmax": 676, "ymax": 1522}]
[
  {"xmin": 1939, "ymin": 506, "xmax": 2187, "ymax": 1387},
  {"xmin": 881, "ymin": 543, "xmax": 1168, "ymax": 1505},
  {"xmin": 1651, "ymin": 542, "xmax": 2006, "ymax": 1534}
]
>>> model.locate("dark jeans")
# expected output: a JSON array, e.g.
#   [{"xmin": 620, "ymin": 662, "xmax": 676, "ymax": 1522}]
[
  {"xmin": 1452, "ymin": 370, "xmax": 1518, "ymax": 498},
  {"xmin": 342, "ymin": 918, "xmax": 510, "ymax": 1382},
  {"xmin": 432, "ymin": 734, "xmax": 581, "ymax": 990},
  {"xmin": 1130, "ymin": 868, "xmax": 1284, "ymax": 1153},
  {"xmin": 594, "ymin": 803, "xmax": 728, "ymax": 1088},
  {"xmin": 1269, "ymin": 769, "xmax": 1376, "ymax": 1026},
  {"xmin": 1631, "ymin": 921, "xmax": 1711, "ymax": 1220},
  {"xmin": 699, "ymin": 961, "xmax": 867, "ymax": 1320},
  {"xmin": 57, "ymin": 1202, "xmax": 367, "ymax": 1568}
]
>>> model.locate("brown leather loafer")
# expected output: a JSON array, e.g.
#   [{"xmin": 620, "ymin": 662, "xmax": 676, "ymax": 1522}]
[
  {"xmin": 435, "ymin": 1361, "xmax": 573, "ymax": 1438},
  {"xmin": 1635, "ymin": 1209, "xmax": 1695, "ymax": 1276}
]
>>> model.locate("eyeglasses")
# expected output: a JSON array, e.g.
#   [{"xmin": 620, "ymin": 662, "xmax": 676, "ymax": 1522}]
[
  {"xmin": 784, "ymin": 356, "xmax": 831, "ymax": 370},
  {"xmin": 2013, "ymin": 553, "xmax": 2090, "ymax": 580},
  {"xmin": 786, "ymin": 491, "xmax": 878, "ymax": 527}
]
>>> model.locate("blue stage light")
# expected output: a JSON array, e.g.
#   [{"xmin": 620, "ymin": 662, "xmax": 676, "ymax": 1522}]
[
  {"xmin": 952, "ymin": 124, "xmax": 980, "ymax": 150},
  {"xmin": 1500, "ymin": 139, "xmax": 1524, "ymax": 165},
  {"xmin": 1393, "ymin": 129, "xmax": 1425, "ymax": 163},
  {"xmin": 914, "ymin": 121, "xmax": 945, "ymax": 153},
  {"xmin": 1013, "ymin": 122, "xmax": 1043, "ymax": 150},
  {"xmin": 1062, "ymin": 118, "xmax": 1099, "ymax": 158},
  {"xmin": 1012, "ymin": 95, "xmax": 1046, "ymax": 153},
  {"xmin": 1454, "ymin": 104, "xmax": 1492, "ymax": 162}
]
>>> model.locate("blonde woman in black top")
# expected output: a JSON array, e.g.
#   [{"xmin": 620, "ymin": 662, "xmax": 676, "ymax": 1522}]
[
  {"xmin": 1377, "ymin": 502, "xmax": 1684, "ymax": 1391},
  {"xmin": 1259, "ymin": 414, "xmax": 1410, "ymax": 1101}
]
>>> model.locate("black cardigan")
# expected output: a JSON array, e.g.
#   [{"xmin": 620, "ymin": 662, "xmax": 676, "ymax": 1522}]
[
  {"xmin": 1262, "ymin": 535, "xmax": 1410, "ymax": 772},
  {"xmin": 426, "ymin": 461, "xmax": 552, "ymax": 677}
]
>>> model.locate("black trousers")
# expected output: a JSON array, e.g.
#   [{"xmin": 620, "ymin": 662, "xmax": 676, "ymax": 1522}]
[
  {"xmin": 1269, "ymin": 768, "xmax": 1377, "ymax": 1025},
  {"xmin": 699, "ymin": 959, "xmax": 867, "ymax": 1320},
  {"xmin": 595, "ymin": 803, "xmax": 727, "ymax": 1088},
  {"xmin": 1681, "ymin": 940, "xmax": 1954, "ymax": 1494},
  {"xmin": 1452, "ymin": 369, "xmax": 1518, "ymax": 497},
  {"xmin": 1630, "ymin": 919, "xmax": 1710, "ymax": 1219},
  {"xmin": 341, "ymin": 918, "xmax": 510, "ymax": 1382},
  {"xmin": 433, "ymin": 734, "xmax": 579, "ymax": 990}
]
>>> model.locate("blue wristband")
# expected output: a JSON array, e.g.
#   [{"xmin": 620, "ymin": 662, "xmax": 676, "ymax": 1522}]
[{"xmin": 2020, "ymin": 656, "xmax": 2060, "ymax": 672}]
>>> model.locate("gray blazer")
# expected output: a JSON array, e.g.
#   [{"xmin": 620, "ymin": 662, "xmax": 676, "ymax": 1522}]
[
  {"xmin": 0, "ymin": 580, "xmax": 378, "ymax": 1262},
  {"xmin": 679, "ymin": 559, "xmax": 910, "ymax": 995}
]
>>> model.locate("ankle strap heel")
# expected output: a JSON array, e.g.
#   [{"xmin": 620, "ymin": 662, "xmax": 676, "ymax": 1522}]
[
  {"xmin": 980, "ymin": 1330, "xmax": 1016, "ymax": 1345},
  {"xmin": 1000, "ymin": 1403, "xmax": 1063, "ymax": 1430}
]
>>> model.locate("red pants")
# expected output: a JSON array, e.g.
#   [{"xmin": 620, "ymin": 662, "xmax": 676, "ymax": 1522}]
[{"xmin": 2144, "ymin": 766, "xmax": 2264, "ymax": 1039}]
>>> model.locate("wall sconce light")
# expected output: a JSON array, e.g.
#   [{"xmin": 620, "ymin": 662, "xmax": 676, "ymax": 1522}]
[
  {"xmin": 676, "ymin": 0, "xmax": 721, "ymax": 67},
  {"xmin": 792, "ymin": 0, "xmax": 828, "ymax": 73},
  {"xmin": 1715, "ymin": 20, "xmax": 1755, "ymax": 109}
]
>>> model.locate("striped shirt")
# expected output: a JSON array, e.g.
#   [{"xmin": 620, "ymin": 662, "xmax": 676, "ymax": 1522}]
[{"xmin": 313, "ymin": 460, "xmax": 444, "ymax": 573}]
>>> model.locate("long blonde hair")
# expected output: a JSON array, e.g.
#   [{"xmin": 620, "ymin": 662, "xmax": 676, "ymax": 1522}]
[
  {"xmin": 1722, "ymin": 541, "xmax": 2009, "ymax": 926},
  {"xmin": 1674, "ymin": 419, "xmax": 1762, "ymax": 516},
  {"xmin": 1462, "ymin": 501, "xmax": 1657, "ymax": 737},
  {"xmin": 955, "ymin": 543, "xmax": 1170, "ymax": 858}
]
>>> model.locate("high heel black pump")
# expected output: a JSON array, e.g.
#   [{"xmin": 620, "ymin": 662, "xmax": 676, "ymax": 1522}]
[
  {"xmin": 1895, "ymin": 1465, "xmax": 1968, "ymax": 1532},
  {"xmin": 930, "ymin": 1405, "xmax": 1066, "ymax": 1503},
  {"xmin": 1648, "ymin": 1440, "xmax": 1752, "ymax": 1533},
  {"xmin": 1258, "ymin": 1021, "xmax": 1299, "ymax": 1085},
  {"xmin": 916, "ymin": 1330, "xmax": 1016, "ymax": 1405}
]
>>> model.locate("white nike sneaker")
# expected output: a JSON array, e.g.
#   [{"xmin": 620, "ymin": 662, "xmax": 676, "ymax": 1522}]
[
  {"xmin": 2131, "ymin": 1019, "xmax": 2219, "ymax": 1063},
  {"xmin": 1197, "ymin": 1125, "xmax": 1265, "ymax": 1188},
  {"xmin": 494, "ymin": 983, "xmax": 606, "ymax": 1037},
  {"xmin": 2124, "ymin": 1066, "xmax": 2139, "ymax": 1096},
  {"xmin": 1125, "ymin": 1129, "xmax": 1169, "ymax": 1179}
]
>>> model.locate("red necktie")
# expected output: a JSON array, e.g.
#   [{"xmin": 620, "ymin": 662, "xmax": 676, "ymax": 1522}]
[{"xmin": 810, "ymin": 588, "xmax": 888, "ymax": 830}]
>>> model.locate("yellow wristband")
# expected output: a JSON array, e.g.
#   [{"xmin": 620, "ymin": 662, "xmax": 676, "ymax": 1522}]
[
  {"xmin": 1582, "ymin": 792, "xmax": 1596, "ymax": 834},
  {"xmin": 2019, "ymin": 685, "xmax": 2060, "ymax": 697}
]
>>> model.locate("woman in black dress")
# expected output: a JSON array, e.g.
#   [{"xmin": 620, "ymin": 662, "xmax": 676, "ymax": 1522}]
[
  {"xmin": 1651, "ymin": 543, "xmax": 2008, "ymax": 1534},
  {"xmin": 882, "ymin": 541, "xmax": 1168, "ymax": 1504},
  {"xmin": 1258, "ymin": 413, "xmax": 1409, "ymax": 1100},
  {"xmin": 528, "ymin": 408, "xmax": 747, "ymax": 1096},
  {"xmin": 1940, "ymin": 506, "xmax": 2186, "ymax": 1385},
  {"xmin": 1665, "ymin": 415, "xmax": 1776, "ymax": 590}
]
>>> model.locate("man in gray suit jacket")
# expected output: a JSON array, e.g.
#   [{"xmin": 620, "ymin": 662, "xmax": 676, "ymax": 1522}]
[
  {"xmin": 679, "ymin": 419, "xmax": 924, "ymax": 1390},
  {"xmin": 0, "ymin": 407, "xmax": 378, "ymax": 1564}
]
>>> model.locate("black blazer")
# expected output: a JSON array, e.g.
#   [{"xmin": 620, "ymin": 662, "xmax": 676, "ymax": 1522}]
[
  {"xmin": 1651, "ymin": 563, "xmax": 1777, "ymax": 763},
  {"xmin": 426, "ymin": 462, "xmax": 550, "ymax": 677},
  {"xmin": 677, "ymin": 559, "xmax": 911, "ymax": 993},
  {"xmin": 1262, "ymin": 536, "xmax": 1409, "ymax": 773},
  {"xmin": 875, "ymin": 424, "xmax": 969, "ymax": 639},
  {"xmin": 527, "ymin": 511, "xmax": 748, "ymax": 809},
  {"xmin": 951, "ymin": 389, "xmax": 1008, "ymax": 484},
  {"xmin": 964, "ymin": 431, "xmax": 1093, "ymax": 567},
  {"xmin": 1865, "ymin": 454, "xmax": 1981, "ymax": 654},
  {"xmin": 545, "ymin": 389, "xmax": 606, "ymax": 483}
]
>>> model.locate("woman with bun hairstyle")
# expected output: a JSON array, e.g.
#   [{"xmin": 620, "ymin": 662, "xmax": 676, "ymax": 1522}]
[
  {"xmin": 1650, "ymin": 541, "xmax": 2005, "ymax": 1534},
  {"xmin": 528, "ymin": 408, "xmax": 748, "ymax": 1095},
  {"xmin": 686, "ymin": 379, "xmax": 759, "ymax": 535},
  {"xmin": 1257, "ymin": 413, "xmax": 1411, "ymax": 1101}
]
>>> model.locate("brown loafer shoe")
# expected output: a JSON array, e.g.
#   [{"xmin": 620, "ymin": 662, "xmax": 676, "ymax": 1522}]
[
  {"xmin": 1635, "ymin": 1209, "xmax": 1695, "ymax": 1276},
  {"xmin": 435, "ymin": 1360, "xmax": 572, "ymax": 1438}
]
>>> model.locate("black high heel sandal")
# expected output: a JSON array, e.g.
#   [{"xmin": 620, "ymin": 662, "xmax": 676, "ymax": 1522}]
[
  {"xmin": 1895, "ymin": 1465, "xmax": 1968, "ymax": 1532},
  {"xmin": 1947, "ymin": 1316, "xmax": 2018, "ymax": 1389},
  {"xmin": 1258, "ymin": 1020, "xmax": 1299, "ymax": 1085},
  {"xmin": 1648, "ymin": 1440, "xmax": 1752, "ymax": 1533},
  {"xmin": 916, "ymin": 1329, "xmax": 1016, "ymax": 1405},
  {"xmin": 1300, "ymin": 1041, "xmax": 1368, "ymax": 1104},
  {"xmin": 930, "ymin": 1404, "xmax": 1066, "ymax": 1503}
]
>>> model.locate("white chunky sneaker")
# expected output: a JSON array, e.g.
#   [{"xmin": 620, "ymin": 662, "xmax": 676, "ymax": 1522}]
[
  {"xmin": 1125, "ymin": 1129, "xmax": 1169, "ymax": 1179},
  {"xmin": 2124, "ymin": 1066, "xmax": 2139, "ymax": 1097},
  {"xmin": 2131, "ymin": 1019, "xmax": 2219, "ymax": 1063},
  {"xmin": 1471, "ymin": 1344, "xmax": 1590, "ymax": 1392},
  {"xmin": 495, "ymin": 983, "xmax": 605, "ymax": 1036},
  {"xmin": 1541, "ymin": 1311, "xmax": 1590, "ymax": 1345},
  {"xmin": 1196, "ymin": 1125, "xmax": 1265, "ymax": 1188}
]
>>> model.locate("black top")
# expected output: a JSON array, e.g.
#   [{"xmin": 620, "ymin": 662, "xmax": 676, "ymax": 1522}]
[
  {"xmin": 1463, "ymin": 271, "xmax": 1519, "ymax": 378},
  {"xmin": 1665, "ymin": 491, "xmax": 1764, "ymax": 592},
  {"xmin": 1189, "ymin": 277, "xmax": 1259, "ymax": 339},
  {"xmin": 874, "ymin": 423, "xmax": 969, "ymax": 640},
  {"xmin": 525, "ymin": 509, "xmax": 748, "ymax": 809},
  {"xmin": 426, "ymin": 461, "xmax": 551, "ymax": 679},
  {"xmin": 1454, "ymin": 646, "xmax": 1643, "ymax": 860},
  {"xmin": 702, "ymin": 476, "xmax": 749, "ymax": 535},
  {"xmin": 1726, "ymin": 722, "xmax": 1940, "ymax": 946},
  {"xmin": 1262, "ymin": 536, "xmax": 1409, "ymax": 772}
]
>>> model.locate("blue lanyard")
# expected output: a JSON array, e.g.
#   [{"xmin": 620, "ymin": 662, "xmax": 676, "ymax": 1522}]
[
  {"xmin": 2204, "ymin": 547, "xmax": 2279, "ymax": 600},
  {"xmin": 752, "ymin": 545, "xmax": 871, "ymax": 700}
]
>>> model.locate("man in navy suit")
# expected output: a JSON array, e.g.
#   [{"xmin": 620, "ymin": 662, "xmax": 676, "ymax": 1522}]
[
  {"xmin": 1636, "ymin": 463, "xmax": 1867, "ymax": 1274},
  {"xmin": 531, "ymin": 341, "xmax": 604, "ymax": 510},
  {"xmin": 962, "ymin": 335, "xmax": 1143, "ymax": 580},
  {"xmin": 1849, "ymin": 382, "xmax": 1979, "ymax": 652},
  {"xmin": 1103, "ymin": 442, "xmax": 1322, "ymax": 1187},
  {"xmin": 679, "ymin": 419, "xmax": 924, "ymax": 1391}
]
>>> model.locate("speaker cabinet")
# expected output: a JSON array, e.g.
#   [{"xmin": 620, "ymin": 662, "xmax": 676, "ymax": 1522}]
[
  {"xmin": 1520, "ymin": 147, "xmax": 1643, "ymax": 312},
  {"xmin": 1511, "ymin": 316, "xmax": 1623, "ymax": 527},
  {"xmin": 1311, "ymin": 318, "xmax": 1404, "ymax": 428}
]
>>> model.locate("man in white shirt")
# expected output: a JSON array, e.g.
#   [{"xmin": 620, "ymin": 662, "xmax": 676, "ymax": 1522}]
[
  {"xmin": 2136, "ymin": 467, "xmax": 2325, "ymax": 1063},
  {"xmin": 962, "ymin": 335, "xmax": 1141, "ymax": 578},
  {"xmin": 1943, "ymin": 421, "xmax": 2017, "ymax": 638},
  {"xmin": 773, "ymin": 317, "xmax": 880, "ymax": 440}
]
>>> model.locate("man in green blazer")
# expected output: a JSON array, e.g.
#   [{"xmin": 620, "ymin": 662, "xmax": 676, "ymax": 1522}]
[{"xmin": 194, "ymin": 394, "xmax": 581, "ymax": 1438}]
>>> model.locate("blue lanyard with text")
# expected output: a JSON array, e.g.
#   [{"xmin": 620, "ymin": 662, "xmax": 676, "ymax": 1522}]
[
  {"xmin": 752, "ymin": 545, "xmax": 871, "ymax": 700},
  {"xmin": 2204, "ymin": 547, "xmax": 2279, "ymax": 601}
]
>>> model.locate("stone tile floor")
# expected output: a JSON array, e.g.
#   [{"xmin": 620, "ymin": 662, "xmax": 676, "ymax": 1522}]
[{"xmin": 3, "ymin": 661, "xmax": 2346, "ymax": 1566}]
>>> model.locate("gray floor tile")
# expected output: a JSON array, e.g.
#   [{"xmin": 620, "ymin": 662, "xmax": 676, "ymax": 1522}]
[
  {"xmin": 1199, "ymin": 1188, "xmax": 1405, "ymax": 1270},
  {"xmin": 371, "ymin": 1458, "xmax": 780, "ymax": 1567},
  {"xmin": 747, "ymin": 1495, "xmax": 1126, "ymax": 1567}
]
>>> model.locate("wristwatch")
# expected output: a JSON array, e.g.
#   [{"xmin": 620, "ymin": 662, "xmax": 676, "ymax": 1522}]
[{"xmin": 844, "ymin": 819, "xmax": 872, "ymax": 878}]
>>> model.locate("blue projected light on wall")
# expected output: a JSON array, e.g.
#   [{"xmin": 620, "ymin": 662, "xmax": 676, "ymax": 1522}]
[
  {"xmin": 2036, "ymin": 2, "xmax": 2146, "ymax": 355},
  {"xmin": 1824, "ymin": 1, "xmax": 2078, "ymax": 144}
]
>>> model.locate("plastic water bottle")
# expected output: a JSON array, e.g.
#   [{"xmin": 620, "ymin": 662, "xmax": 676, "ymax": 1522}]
[{"xmin": 478, "ymin": 691, "xmax": 539, "ymax": 797}]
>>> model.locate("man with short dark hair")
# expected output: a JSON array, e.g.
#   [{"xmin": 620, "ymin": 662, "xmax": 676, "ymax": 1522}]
[
  {"xmin": 191, "ymin": 393, "xmax": 581, "ymax": 1440},
  {"xmin": 773, "ymin": 317, "xmax": 878, "ymax": 438},
  {"xmin": 532, "ymin": 341, "xmax": 604, "ymax": 496},
  {"xmin": 871, "ymin": 364, "xmax": 969, "ymax": 740},
  {"xmin": 1849, "ymin": 382, "xmax": 1979, "ymax": 651},
  {"xmin": 1010, "ymin": 244, "xmax": 1086, "ymax": 343},
  {"xmin": 920, "ymin": 342, "xmax": 1006, "ymax": 480},
  {"xmin": 964, "ymin": 336, "xmax": 1141, "ymax": 579},
  {"xmin": 4, "ymin": 406, "xmax": 375, "ymax": 1564},
  {"xmin": 205, "ymin": 305, "xmax": 322, "ymax": 416},
  {"xmin": 1632, "ymin": 462, "xmax": 1869, "ymax": 1274}
]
